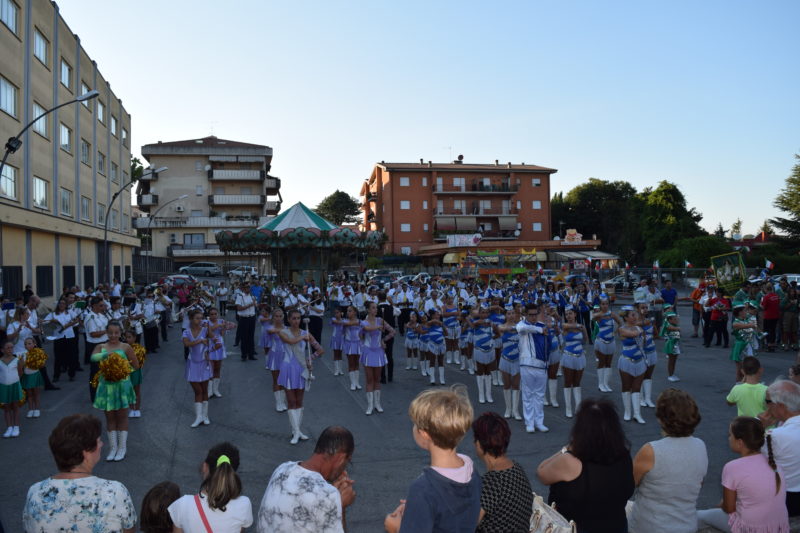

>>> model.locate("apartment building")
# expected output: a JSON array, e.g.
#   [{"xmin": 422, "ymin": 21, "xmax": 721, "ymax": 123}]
[
  {"xmin": 361, "ymin": 158, "xmax": 557, "ymax": 256},
  {"xmin": 137, "ymin": 136, "xmax": 281, "ymax": 267},
  {"xmin": 0, "ymin": 0, "xmax": 137, "ymax": 302}
]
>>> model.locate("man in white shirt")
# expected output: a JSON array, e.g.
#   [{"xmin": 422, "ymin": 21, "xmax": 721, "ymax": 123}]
[
  {"xmin": 236, "ymin": 281, "xmax": 257, "ymax": 361},
  {"xmin": 257, "ymin": 426, "xmax": 355, "ymax": 533},
  {"xmin": 285, "ymin": 287, "xmax": 309, "ymax": 317},
  {"xmin": 111, "ymin": 278, "xmax": 122, "ymax": 298},
  {"xmin": 423, "ymin": 290, "xmax": 444, "ymax": 315},
  {"xmin": 393, "ymin": 283, "xmax": 414, "ymax": 334},
  {"xmin": 308, "ymin": 289, "xmax": 325, "ymax": 342},
  {"xmin": 763, "ymin": 380, "xmax": 800, "ymax": 516},
  {"xmin": 517, "ymin": 303, "xmax": 550, "ymax": 433},
  {"xmin": 84, "ymin": 296, "xmax": 109, "ymax": 402}
]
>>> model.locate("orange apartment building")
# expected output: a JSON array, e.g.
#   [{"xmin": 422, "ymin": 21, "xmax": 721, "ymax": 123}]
[{"xmin": 360, "ymin": 157, "xmax": 607, "ymax": 267}]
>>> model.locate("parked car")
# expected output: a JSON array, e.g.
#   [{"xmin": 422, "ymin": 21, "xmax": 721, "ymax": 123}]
[
  {"xmin": 602, "ymin": 273, "xmax": 641, "ymax": 292},
  {"xmin": 780, "ymin": 273, "xmax": 800, "ymax": 285},
  {"xmin": 368, "ymin": 275, "xmax": 394, "ymax": 288},
  {"xmin": 397, "ymin": 274, "xmax": 415, "ymax": 285},
  {"xmin": 412, "ymin": 272, "xmax": 431, "ymax": 284},
  {"xmin": 179, "ymin": 262, "xmax": 222, "ymax": 277},
  {"xmin": 148, "ymin": 274, "xmax": 197, "ymax": 292},
  {"xmin": 228, "ymin": 266, "xmax": 258, "ymax": 278}
]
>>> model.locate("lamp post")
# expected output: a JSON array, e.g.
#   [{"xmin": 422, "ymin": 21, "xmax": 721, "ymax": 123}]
[
  {"xmin": 102, "ymin": 166, "xmax": 167, "ymax": 286},
  {"xmin": 1, "ymin": 90, "xmax": 100, "ymax": 178},
  {"xmin": 144, "ymin": 194, "xmax": 189, "ymax": 286}
]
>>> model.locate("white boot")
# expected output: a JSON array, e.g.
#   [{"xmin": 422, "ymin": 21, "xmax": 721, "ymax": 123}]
[
  {"xmin": 202, "ymin": 401, "xmax": 210, "ymax": 425},
  {"xmin": 564, "ymin": 387, "xmax": 573, "ymax": 418},
  {"xmin": 420, "ymin": 360, "xmax": 427, "ymax": 377},
  {"xmin": 598, "ymin": 368, "xmax": 607, "ymax": 392},
  {"xmin": 544, "ymin": 388, "xmax": 550, "ymax": 406},
  {"xmin": 477, "ymin": 375, "xmax": 486, "ymax": 404},
  {"xmin": 468, "ymin": 358, "xmax": 475, "ymax": 375},
  {"xmin": 503, "ymin": 389, "xmax": 512, "ymax": 418},
  {"xmin": 366, "ymin": 391, "xmax": 374, "ymax": 415},
  {"xmin": 114, "ymin": 431, "xmax": 127, "ymax": 461},
  {"xmin": 511, "ymin": 389, "xmax": 522, "ymax": 420},
  {"xmin": 446, "ymin": 351, "xmax": 452, "ymax": 365},
  {"xmin": 429, "ymin": 364, "xmax": 436, "ymax": 385},
  {"xmin": 355, "ymin": 370, "xmax": 362, "ymax": 390},
  {"xmin": 622, "ymin": 392, "xmax": 632, "ymax": 421},
  {"xmin": 274, "ymin": 391, "xmax": 284, "ymax": 412},
  {"xmin": 604, "ymin": 367, "xmax": 614, "ymax": 392},
  {"xmin": 279, "ymin": 390, "xmax": 288, "ymax": 412},
  {"xmin": 349, "ymin": 371, "xmax": 357, "ymax": 391},
  {"xmin": 405, "ymin": 356, "xmax": 412, "ymax": 370},
  {"xmin": 106, "ymin": 431, "xmax": 118, "ymax": 461},
  {"xmin": 549, "ymin": 379, "xmax": 559, "ymax": 407},
  {"xmin": 640, "ymin": 380, "xmax": 649, "ymax": 407},
  {"xmin": 573, "ymin": 386, "xmax": 582, "ymax": 411},
  {"xmin": 297, "ymin": 408, "xmax": 309, "ymax": 440},
  {"xmin": 643, "ymin": 379, "xmax": 656, "ymax": 407},
  {"xmin": 288, "ymin": 409, "xmax": 300, "ymax": 444},
  {"xmin": 190, "ymin": 402, "xmax": 203, "ymax": 428},
  {"xmin": 485, "ymin": 376, "xmax": 494, "ymax": 403},
  {"xmin": 439, "ymin": 366, "xmax": 446, "ymax": 385},
  {"xmin": 460, "ymin": 355, "xmax": 466, "ymax": 371},
  {"xmin": 632, "ymin": 393, "xmax": 646, "ymax": 424},
  {"xmin": 374, "ymin": 390, "xmax": 384, "ymax": 413},
  {"xmin": 412, "ymin": 355, "xmax": 418, "ymax": 370},
  {"xmin": 213, "ymin": 378, "xmax": 223, "ymax": 398},
  {"xmin": 493, "ymin": 369, "xmax": 501, "ymax": 386}
]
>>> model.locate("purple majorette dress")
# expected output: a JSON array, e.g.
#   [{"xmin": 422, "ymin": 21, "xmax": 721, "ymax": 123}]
[
  {"xmin": 206, "ymin": 320, "xmax": 227, "ymax": 361},
  {"xmin": 330, "ymin": 318, "xmax": 344, "ymax": 351},
  {"xmin": 183, "ymin": 327, "xmax": 212, "ymax": 382},
  {"xmin": 278, "ymin": 329, "xmax": 310, "ymax": 390},
  {"xmin": 258, "ymin": 317, "xmax": 271, "ymax": 349},
  {"xmin": 265, "ymin": 327, "xmax": 285, "ymax": 371},
  {"xmin": 359, "ymin": 319, "xmax": 387, "ymax": 367},
  {"xmin": 342, "ymin": 322, "xmax": 362, "ymax": 356}
]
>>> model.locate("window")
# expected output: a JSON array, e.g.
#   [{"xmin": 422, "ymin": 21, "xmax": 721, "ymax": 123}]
[
  {"xmin": 32, "ymin": 102, "xmax": 47, "ymax": 136},
  {"xmin": 33, "ymin": 29, "xmax": 47, "ymax": 64},
  {"xmin": 111, "ymin": 209, "xmax": 118, "ymax": 229},
  {"xmin": 482, "ymin": 222, "xmax": 493, "ymax": 231},
  {"xmin": 0, "ymin": 75, "xmax": 17, "ymax": 117},
  {"xmin": 97, "ymin": 101, "xmax": 104, "ymax": 123},
  {"xmin": 480, "ymin": 199, "xmax": 491, "ymax": 213},
  {"xmin": 80, "ymin": 139, "xmax": 91, "ymax": 165},
  {"xmin": 81, "ymin": 196, "xmax": 90, "ymax": 221},
  {"xmin": 122, "ymin": 214, "xmax": 129, "ymax": 232},
  {"xmin": 111, "ymin": 162, "xmax": 118, "ymax": 183},
  {"xmin": 110, "ymin": 115, "xmax": 117, "ymax": 136},
  {"xmin": 453, "ymin": 199, "xmax": 465, "ymax": 213},
  {"xmin": 436, "ymin": 200, "xmax": 444, "ymax": 214},
  {"xmin": 213, "ymin": 186, "xmax": 224, "ymax": 195},
  {"xmin": 422, "ymin": 200, "xmax": 428, "ymax": 209},
  {"xmin": 122, "ymin": 128, "xmax": 128, "ymax": 146},
  {"xmin": 0, "ymin": 164, "xmax": 16, "ymax": 199},
  {"xmin": 35, "ymin": 266, "xmax": 53, "ymax": 298},
  {"xmin": 191, "ymin": 209, "xmax": 203, "ymax": 217},
  {"xmin": 80, "ymin": 82, "xmax": 92, "ymax": 108},
  {"xmin": 400, "ymin": 223, "xmax": 411, "ymax": 232},
  {"xmin": 532, "ymin": 222, "xmax": 543, "ymax": 231},
  {"xmin": 421, "ymin": 177, "xmax": 427, "ymax": 186},
  {"xmin": 1, "ymin": 0, "xmax": 17, "ymax": 34},
  {"xmin": 532, "ymin": 178, "xmax": 541, "ymax": 187},
  {"xmin": 423, "ymin": 223, "xmax": 429, "ymax": 231},
  {"xmin": 196, "ymin": 185, "xmax": 204, "ymax": 196},
  {"xmin": 97, "ymin": 203, "xmax": 106, "ymax": 225},
  {"xmin": 122, "ymin": 171, "xmax": 128, "ymax": 185},
  {"xmin": 436, "ymin": 177, "xmax": 443, "ymax": 190},
  {"xmin": 399, "ymin": 200, "xmax": 410, "ymax": 210},
  {"xmin": 60, "ymin": 188, "xmax": 72, "ymax": 215},
  {"xmin": 399, "ymin": 177, "xmax": 409, "ymax": 187},
  {"xmin": 59, "ymin": 123, "xmax": 72, "ymax": 152},
  {"xmin": 184, "ymin": 234, "xmax": 205, "ymax": 248},
  {"xmin": 453, "ymin": 177, "xmax": 465, "ymax": 189},
  {"xmin": 516, "ymin": 200, "xmax": 521, "ymax": 210},
  {"xmin": 532, "ymin": 200, "xmax": 542, "ymax": 209},
  {"xmin": 97, "ymin": 152, "xmax": 105, "ymax": 174},
  {"xmin": 33, "ymin": 177, "xmax": 48, "ymax": 208},
  {"xmin": 401, "ymin": 246, "xmax": 412, "ymax": 255},
  {"xmin": 195, "ymin": 160, "xmax": 203, "ymax": 171},
  {"xmin": 60, "ymin": 59, "xmax": 71, "ymax": 89}
]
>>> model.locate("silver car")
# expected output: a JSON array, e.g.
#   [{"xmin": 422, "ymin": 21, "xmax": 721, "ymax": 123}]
[{"xmin": 179, "ymin": 262, "xmax": 222, "ymax": 277}]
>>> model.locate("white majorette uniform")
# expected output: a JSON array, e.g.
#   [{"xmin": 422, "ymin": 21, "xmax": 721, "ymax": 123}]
[
  {"xmin": 516, "ymin": 318, "xmax": 550, "ymax": 433},
  {"xmin": 593, "ymin": 313, "xmax": 617, "ymax": 355}
]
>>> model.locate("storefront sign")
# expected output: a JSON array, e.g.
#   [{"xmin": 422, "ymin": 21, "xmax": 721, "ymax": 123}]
[{"xmin": 446, "ymin": 233, "xmax": 482, "ymax": 247}]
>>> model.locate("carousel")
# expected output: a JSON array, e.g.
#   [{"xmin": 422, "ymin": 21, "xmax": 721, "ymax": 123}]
[{"xmin": 215, "ymin": 202, "xmax": 384, "ymax": 285}]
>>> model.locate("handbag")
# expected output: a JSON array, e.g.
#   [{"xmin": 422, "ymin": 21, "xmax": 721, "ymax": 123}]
[
  {"xmin": 529, "ymin": 492, "xmax": 576, "ymax": 533},
  {"xmin": 194, "ymin": 494, "xmax": 213, "ymax": 533}
]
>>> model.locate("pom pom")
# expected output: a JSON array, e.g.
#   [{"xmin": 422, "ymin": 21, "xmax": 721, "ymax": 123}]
[
  {"xmin": 25, "ymin": 347, "xmax": 48, "ymax": 370},
  {"xmin": 132, "ymin": 343, "xmax": 146, "ymax": 369},
  {"xmin": 98, "ymin": 351, "xmax": 132, "ymax": 382}
]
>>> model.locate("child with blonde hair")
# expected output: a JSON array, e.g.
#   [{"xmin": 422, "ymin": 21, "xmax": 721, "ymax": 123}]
[{"xmin": 384, "ymin": 387, "xmax": 481, "ymax": 532}]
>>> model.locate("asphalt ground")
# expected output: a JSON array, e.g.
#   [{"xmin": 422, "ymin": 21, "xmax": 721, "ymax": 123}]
[{"xmin": 1, "ymin": 302, "xmax": 797, "ymax": 532}]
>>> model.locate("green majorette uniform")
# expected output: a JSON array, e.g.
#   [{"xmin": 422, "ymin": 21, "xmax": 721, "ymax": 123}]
[
  {"xmin": 730, "ymin": 317, "xmax": 755, "ymax": 362},
  {"xmin": 661, "ymin": 312, "xmax": 680, "ymax": 355},
  {"xmin": 91, "ymin": 348, "xmax": 136, "ymax": 411}
]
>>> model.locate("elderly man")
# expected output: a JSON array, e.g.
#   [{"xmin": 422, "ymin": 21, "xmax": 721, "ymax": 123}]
[
  {"xmin": 762, "ymin": 380, "xmax": 800, "ymax": 516},
  {"xmin": 258, "ymin": 426, "xmax": 356, "ymax": 533}
]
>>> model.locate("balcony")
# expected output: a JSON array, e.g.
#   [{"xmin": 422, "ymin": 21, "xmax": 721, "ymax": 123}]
[
  {"xmin": 208, "ymin": 169, "xmax": 265, "ymax": 181},
  {"xmin": 265, "ymin": 201, "xmax": 281, "ymax": 215},
  {"xmin": 208, "ymin": 194, "xmax": 265, "ymax": 206},
  {"xmin": 265, "ymin": 177, "xmax": 281, "ymax": 195},
  {"xmin": 138, "ymin": 172, "xmax": 157, "ymax": 182},
  {"xmin": 168, "ymin": 244, "xmax": 223, "ymax": 257},
  {"xmin": 433, "ymin": 182, "xmax": 518, "ymax": 195},
  {"xmin": 133, "ymin": 216, "xmax": 272, "ymax": 230},
  {"xmin": 434, "ymin": 230, "xmax": 520, "ymax": 242},
  {"xmin": 434, "ymin": 207, "xmax": 518, "ymax": 216},
  {"xmin": 137, "ymin": 194, "xmax": 159, "ymax": 207}
]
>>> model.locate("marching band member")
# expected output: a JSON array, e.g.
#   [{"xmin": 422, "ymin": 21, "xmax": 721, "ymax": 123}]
[
  {"xmin": 592, "ymin": 298, "xmax": 621, "ymax": 393},
  {"xmin": 141, "ymin": 290, "xmax": 160, "ymax": 354},
  {"xmin": 361, "ymin": 301, "xmax": 394, "ymax": 414},
  {"xmin": 617, "ymin": 306, "xmax": 647, "ymax": 424},
  {"xmin": 183, "ymin": 310, "xmax": 211, "ymax": 428},
  {"xmin": 497, "ymin": 308, "xmax": 522, "ymax": 420},
  {"xmin": 206, "ymin": 307, "xmax": 230, "ymax": 398},
  {"xmin": 266, "ymin": 308, "xmax": 288, "ymax": 411},
  {"xmin": 516, "ymin": 303, "xmax": 550, "ymax": 433},
  {"xmin": 84, "ymin": 297, "xmax": 109, "ymax": 403},
  {"xmin": 442, "ymin": 295, "xmax": 461, "ymax": 366},
  {"xmin": 342, "ymin": 306, "xmax": 363, "ymax": 390},
  {"xmin": 560, "ymin": 305, "xmax": 588, "ymax": 418},
  {"xmin": 544, "ymin": 303, "xmax": 562, "ymax": 408}
]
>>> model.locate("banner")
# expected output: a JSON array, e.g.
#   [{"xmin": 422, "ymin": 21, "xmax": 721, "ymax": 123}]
[
  {"xmin": 710, "ymin": 252, "xmax": 746, "ymax": 292},
  {"xmin": 446, "ymin": 233, "xmax": 482, "ymax": 247}
]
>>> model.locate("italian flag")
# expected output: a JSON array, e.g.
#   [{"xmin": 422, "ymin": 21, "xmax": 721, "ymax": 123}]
[
  {"xmin": 624, "ymin": 261, "xmax": 630, "ymax": 269},
  {"xmin": 765, "ymin": 258, "xmax": 774, "ymax": 270},
  {"xmin": 685, "ymin": 260, "xmax": 693, "ymax": 268},
  {"xmin": 653, "ymin": 259, "xmax": 660, "ymax": 269}
]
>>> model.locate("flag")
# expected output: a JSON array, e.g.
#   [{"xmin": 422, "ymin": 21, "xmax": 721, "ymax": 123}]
[
  {"xmin": 584, "ymin": 258, "xmax": 592, "ymax": 267},
  {"xmin": 653, "ymin": 259, "xmax": 660, "ymax": 269},
  {"xmin": 765, "ymin": 258, "xmax": 774, "ymax": 270},
  {"xmin": 684, "ymin": 260, "xmax": 693, "ymax": 268},
  {"xmin": 624, "ymin": 261, "xmax": 630, "ymax": 269},
  {"xmin": 594, "ymin": 262, "xmax": 600, "ymax": 272}
]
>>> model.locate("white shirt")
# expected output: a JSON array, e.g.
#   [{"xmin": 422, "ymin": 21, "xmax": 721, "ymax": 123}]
[
  {"xmin": 45, "ymin": 311, "xmax": 76, "ymax": 340},
  {"xmin": 7, "ymin": 321, "xmax": 32, "ymax": 354},
  {"xmin": 424, "ymin": 298, "xmax": 444, "ymax": 314},
  {"xmin": 257, "ymin": 461, "xmax": 344, "ymax": 533},
  {"xmin": 168, "ymin": 494, "xmax": 252, "ymax": 533},
  {"xmin": 235, "ymin": 292, "xmax": 256, "ymax": 317},
  {"xmin": 111, "ymin": 283, "xmax": 122, "ymax": 297},
  {"xmin": 285, "ymin": 293, "xmax": 309, "ymax": 312},
  {"xmin": 0, "ymin": 356, "xmax": 20, "ymax": 385},
  {"xmin": 84, "ymin": 311, "xmax": 109, "ymax": 343},
  {"xmin": 516, "ymin": 320, "xmax": 547, "ymax": 368},
  {"xmin": 765, "ymin": 415, "xmax": 800, "ymax": 491}
]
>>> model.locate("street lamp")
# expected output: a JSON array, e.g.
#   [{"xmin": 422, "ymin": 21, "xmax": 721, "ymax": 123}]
[
  {"xmin": 0, "ymin": 90, "xmax": 99, "ymax": 178},
  {"xmin": 102, "ymin": 166, "xmax": 167, "ymax": 285},
  {"xmin": 144, "ymin": 194, "xmax": 189, "ymax": 286}
]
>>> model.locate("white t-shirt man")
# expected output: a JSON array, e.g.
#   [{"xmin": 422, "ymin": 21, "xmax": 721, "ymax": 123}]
[
  {"xmin": 168, "ymin": 493, "xmax": 252, "ymax": 533},
  {"xmin": 257, "ymin": 461, "xmax": 343, "ymax": 533}
]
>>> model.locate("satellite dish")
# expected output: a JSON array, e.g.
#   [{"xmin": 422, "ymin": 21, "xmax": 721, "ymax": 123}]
[
  {"xmin": 457, "ymin": 154, "xmax": 464, "ymax": 161},
  {"xmin": 514, "ymin": 230, "xmax": 521, "ymax": 237},
  {"xmin": 204, "ymin": 164, "xmax": 211, "ymax": 171},
  {"xmin": 732, "ymin": 233, "xmax": 742, "ymax": 241}
]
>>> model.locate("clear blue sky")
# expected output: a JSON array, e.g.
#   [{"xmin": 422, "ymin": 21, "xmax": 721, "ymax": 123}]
[{"xmin": 59, "ymin": 0, "xmax": 800, "ymax": 236}]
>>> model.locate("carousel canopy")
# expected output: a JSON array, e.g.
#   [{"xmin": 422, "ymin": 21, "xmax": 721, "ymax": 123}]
[{"xmin": 259, "ymin": 202, "xmax": 338, "ymax": 232}]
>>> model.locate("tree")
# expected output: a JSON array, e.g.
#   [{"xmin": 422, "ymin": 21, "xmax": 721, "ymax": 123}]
[
  {"xmin": 130, "ymin": 156, "xmax": 144, "ymax": 181},
  {"xmin": 759, "ymin": 219, "xmax": 772, "ymax": 236},
  {"xmin": 314, "ymin": 190, "xmax": 361, "ymax": 226},
  {"xmin": 730, "ymin": 218, "xmax": 742, "ymax": 237},
  {"xmin": 713, "ymin": 223, "xmax": 726, "ymax": 238},
  {"xmin": 660, "ymin": 236, "xmax": 731, "ymax": 268},
  {"xmin": 771, "ymin": 153, "xmax": 800, "ymax": 242},
  {"xmin": 638, "ymin": 181, "xmax": 705, "ymax": 260}
]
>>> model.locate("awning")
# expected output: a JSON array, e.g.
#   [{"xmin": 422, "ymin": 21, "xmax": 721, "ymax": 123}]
[
  {"xmin": 549, "ymin": 251, "xmax": 590, "ymax": 261},
  {"xmin": 435, "ymin": 217, "xmax": 457, "ymax": 231},
  {"xmin": 497, "ymin": 216, "xmax": 517, "ymax": 231},
  {"xmin": 209, "ymin": 155, "xmax": 237, "ymax": 162},
  {"xmin": 238, "ymin": 156, "xmax": 267, "ymax": 162},
  {"xmin": 455, "ymin": 217, "xmax": 477, "ymax": 231},
  {"xmin": 443, "ymin": 252, "xmax": 463, "ymax": 264}
]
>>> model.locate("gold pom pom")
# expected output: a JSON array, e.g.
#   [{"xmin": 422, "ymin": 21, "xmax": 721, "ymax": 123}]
[
  {"xmin": 99, "ymin": 352, "xmax": 132, "ymax": 382},
  {"xmin": 132, "ymin": 343, "xmax": 146, "ymax": 369},
  {"xmin": 90, "ymin": 372, "xmax": 100, "ymax": 389},
  {"xmin": 25, "ymin": 347, "xmax": 48, "ymax": 370}
]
